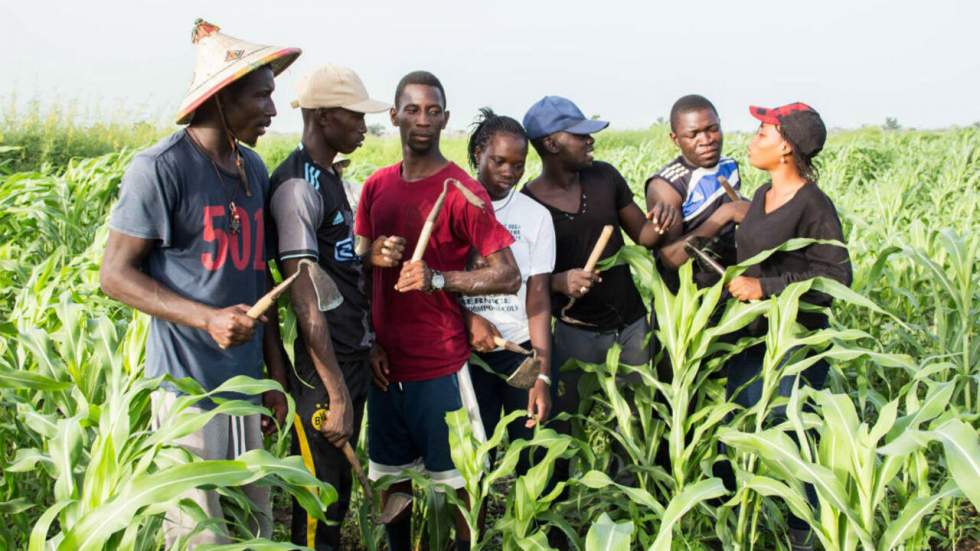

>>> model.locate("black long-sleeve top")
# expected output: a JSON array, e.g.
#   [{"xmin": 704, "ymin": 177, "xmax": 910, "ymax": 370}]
[{"xmin": 736, "ymin": 181, "xmax": 853, "ymax": 331}]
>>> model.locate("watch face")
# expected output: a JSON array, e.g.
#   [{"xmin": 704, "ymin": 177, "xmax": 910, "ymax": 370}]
[{"xmin": 432, "ymin": 272, "xmax": 445, "ymax": 290}]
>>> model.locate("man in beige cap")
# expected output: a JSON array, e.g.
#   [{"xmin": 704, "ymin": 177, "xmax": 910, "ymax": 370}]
[
  {"xmin": 268, "ymin": 64, "xmax": 392, "ymax": 550},
  {"xmin": 100, "ymin": 20, "xmax": 299, "ymax": 545}
]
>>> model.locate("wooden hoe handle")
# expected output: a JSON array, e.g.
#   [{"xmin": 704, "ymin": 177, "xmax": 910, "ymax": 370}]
[
  {"xmin": 584, "ymin": 225, "xmax": 615, "ymax": 272},
  {"xmin": 410, "ymin": 182, "xmax": 451, "ymax": 262},
  {"xmin": 245, "ymin": 269, "xmax": 302, "ymax": 319},
  {"xmin": 342, "ymin": 442, "xmax": 375, "ymax": 503}
]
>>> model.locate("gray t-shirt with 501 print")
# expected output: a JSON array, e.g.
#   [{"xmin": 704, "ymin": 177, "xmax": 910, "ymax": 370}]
[{"xmin": 109, "ymin": 130, "xmax": 271, "ymax": 407}]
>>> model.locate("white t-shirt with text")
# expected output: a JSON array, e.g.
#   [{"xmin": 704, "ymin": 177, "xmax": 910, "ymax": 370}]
[{"xmin": 463, "ymin": 189, "xmax": 556, "ymax": 345}]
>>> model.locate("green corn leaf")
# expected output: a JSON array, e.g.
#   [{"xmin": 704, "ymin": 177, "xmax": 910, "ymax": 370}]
[
  {"xmin": 0, "ymin": 497, "xmax": 35, "ymax": 514},
  {"xmin": 867, "ymin": 398, "xmax": 899, "ymax": 446},
  {"xmin": 0, "ymin": 367, "xmax": 71, "ymax": 390},
  {"xmin": 197, "ymin": 542, "xmax": 315, "ymax": 550},
  {"xmin": 876, "ymin": 481, "xmax": 961, "ymax": 551},
  {"xmin": 648, "ymin": 478, "xmax": 726, "ymax": 551},
  {"xmin": 890, "ymin": 381, "xmax": 956, "ymax": 438},
  {"xmin": 445, "ymin": 407, "xmax": 481, "ymax": 494},
  {"xmin": 514, "ymin": 532, "xmax": 553, "ymax": 551},
  {"xmin": 585, "ymin": 512, "xmax": 633, "ymax": 551},
  {"xmin": 578, "ymin": 471, "xmax": 665, "ymax": 516},
  {"xmin": 59, "ymin": 449, "xmax": 331, "ymax": 551},
  {"xmin": 720, "ymin": 428, "xmax": 873, "ymax": 545},
  {"xmin": 7, "ymin": 447, "xmax": 52, "ymax": 472},
  {"xmin": 931, "ymin": 419, "xmax": 980, "ymax": 508},
  {"xmin": 29, "ymin": 499, "xmax": 74, "ymax": 551},
  {"xmin": 50, "ymin": 416, "xmax": 84, "ymax": 501}
]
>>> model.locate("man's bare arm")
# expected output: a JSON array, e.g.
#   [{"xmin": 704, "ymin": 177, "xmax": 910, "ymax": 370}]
[
  {"xmin": 99, "ymin": 230, "xmax": 258, "ymax": 348},
  {"xmin": 261, "ymin": 269, "xmax": 290, "ymax": 390},
  {"xmin": 620, "ymin": 202, "xmax": 678, "ymax": 248},
  {"xmin": 282, "ymin": 258, "xmax": 353, "ymax": 446},
  {"xmin": 395, "ymin": 247, "xmax": 521, "ymax": 295},
  {"xmin": 444, "ymin": 247, "xmax": 520, "ymax": 295},
  {"xmin": 261, "ymin": 275, "xmax": 291, "ymax": 434},
  {"xmin": 646, "ymin": 178, "xmax": 749, "ymax": 269}
]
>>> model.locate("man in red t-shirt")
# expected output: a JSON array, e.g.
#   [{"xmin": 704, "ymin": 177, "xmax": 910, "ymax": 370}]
[{"xmin": 353, "ymin": 70, "xmax": 518, "ymax": 551}]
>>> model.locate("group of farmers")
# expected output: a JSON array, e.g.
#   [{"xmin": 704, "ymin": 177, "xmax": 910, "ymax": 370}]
[{"xmin": 99, "ymin": 21, "xmax": 852, "ymax": 551}]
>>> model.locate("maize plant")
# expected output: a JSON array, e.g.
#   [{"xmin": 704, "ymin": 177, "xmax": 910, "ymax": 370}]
[
  {"xmin": 1, "ymin": 125, "xmax": 978, "ymax": 548},
  {"xmin": 1, "ymin": 297, "xmax": 334, "ymax": 550},
  {"xmin": 721, "ymin": 383, "xmax": 978, "ymax": 551}
]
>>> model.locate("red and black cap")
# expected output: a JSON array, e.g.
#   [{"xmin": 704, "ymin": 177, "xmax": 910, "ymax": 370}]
[{"xmin": 749, "ymin": 102, "xmax": 826, "ymax": 157}]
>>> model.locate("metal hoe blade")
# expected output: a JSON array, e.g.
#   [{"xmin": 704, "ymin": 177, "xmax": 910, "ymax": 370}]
[{"xmin": 297, "ymin": 259, "xmax": 343, "ymax": 311}]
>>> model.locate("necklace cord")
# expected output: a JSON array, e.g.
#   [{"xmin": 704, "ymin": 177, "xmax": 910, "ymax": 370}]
[
  {"xmin": 185, "ymin": 127, "xmax": 244, "ymax": 235},
  {"xmin": 214, "ymin": 95, "xmax": 252, "ymax": 197}
]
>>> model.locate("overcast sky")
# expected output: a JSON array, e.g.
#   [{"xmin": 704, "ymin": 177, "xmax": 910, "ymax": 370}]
[{"xmin": 3, "ymin": 0, "xmax": 978, "ymax": 134}]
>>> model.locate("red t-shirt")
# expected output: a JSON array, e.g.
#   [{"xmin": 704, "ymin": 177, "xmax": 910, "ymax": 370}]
[{"xmin": 355, "ymin": 162, "xmax": 514, "ymax": 382}]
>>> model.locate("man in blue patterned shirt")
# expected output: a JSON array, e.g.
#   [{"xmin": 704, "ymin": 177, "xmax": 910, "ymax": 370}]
[{"xmin": 645, "ymin": 94, "xmax": 750, "ymax": 291}]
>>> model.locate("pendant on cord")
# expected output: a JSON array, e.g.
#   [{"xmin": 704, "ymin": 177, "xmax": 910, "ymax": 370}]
[{"xmin": 229, "ymin": 201, "xmax": 241, "ymax": 235}]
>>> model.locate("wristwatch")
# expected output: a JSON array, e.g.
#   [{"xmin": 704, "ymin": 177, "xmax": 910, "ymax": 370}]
[{"xmin": 431, "ymin": 270, "xmax": 445, "ymax": 291}]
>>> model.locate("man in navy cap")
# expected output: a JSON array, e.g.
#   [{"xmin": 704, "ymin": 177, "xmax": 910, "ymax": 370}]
[{"xmin": 519, "ymin": 95, "xmax": 677, "ymax": 493}]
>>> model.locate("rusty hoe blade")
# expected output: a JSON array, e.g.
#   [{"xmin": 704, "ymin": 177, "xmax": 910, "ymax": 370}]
[
  {"xmin": 493, "ymin": 336, "xmax": 540, "ymax": 389},
  {"xmin": 379, "ymin": 492, "xmax": 413, "ymax": 525}
]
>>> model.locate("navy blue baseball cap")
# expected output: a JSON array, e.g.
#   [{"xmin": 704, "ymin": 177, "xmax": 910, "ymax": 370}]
[{"xmin": 522, "ymin": 96, "xmax": 609, "ymax": 140}]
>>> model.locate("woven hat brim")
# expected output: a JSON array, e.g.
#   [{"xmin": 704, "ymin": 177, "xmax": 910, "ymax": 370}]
[{"xmin": 175, "ymin": 47, "xmax": 301, "ymax": 125}]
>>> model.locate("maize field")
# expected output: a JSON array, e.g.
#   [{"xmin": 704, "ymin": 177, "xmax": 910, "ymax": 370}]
[{"xmin": 0, "ymin": 121, "xmax": 977, "ymax": 550}]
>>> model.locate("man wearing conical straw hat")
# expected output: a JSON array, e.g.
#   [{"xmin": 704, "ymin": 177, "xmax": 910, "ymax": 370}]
[
  {"xmin": 268, "ymin": 64, "xmax": 390, "ymax": 549},
  {"xmin": 100, "ymin": 20, "xmax": 299, "ymax": 545}
]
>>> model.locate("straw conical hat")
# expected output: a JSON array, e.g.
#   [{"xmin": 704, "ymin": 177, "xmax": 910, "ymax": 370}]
[{"xmin": 176, "ymin": 19, "xmax": 301, "ymax": 125}]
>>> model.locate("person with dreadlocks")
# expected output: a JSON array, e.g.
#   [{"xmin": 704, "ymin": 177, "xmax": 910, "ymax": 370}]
[
  {"xmin": 268, "ymin": 64, "xmax": 390, "ymax": 551},
  {"xmin": 645, "ymin": 94, "xmax": 749, "ymax": 291},
  {"xmin": 724, "ymin": 103, "xmax": 851, "ymax": 551},
  {"xmin": 353, "ymin": 71, "xmax": 520, "ymax": 551},
  {"xmin": 461, "ymin": 108, "xmax": 554, "ymax": 460},
  {"xmin": 100, "ymin": 20, "xmax": 298, "ymax": 545}
]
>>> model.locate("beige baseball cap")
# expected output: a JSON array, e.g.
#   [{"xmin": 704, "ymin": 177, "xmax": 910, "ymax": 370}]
[{"xmin": 290, "ymin": 65, "xmax": 390, "ymax": 113}]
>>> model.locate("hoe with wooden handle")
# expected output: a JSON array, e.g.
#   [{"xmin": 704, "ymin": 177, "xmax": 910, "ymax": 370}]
[
  {"xmin": 337, "ymin": 430, "xmax": 410, "ymax": 525},
  {"xmin": 493, "ymin": 336, "xmax": 542, "ymax": 389},
  {"xmin": 683, "ymin": 240, "xmax": 727, "ymax": 277},
  {"xmin": 409, "ymin": 178, "xmax": 486, "ymax": 264},
  {"xmin": 558, "ymin": 225, "xmax": 614, "ymax": 326},
  {"xmin": 343, "ymin": 441, "xmax": 411, "ymax": 525},
  {"xmin": 246, "ymin": 259, "xmax": 343, "ymax": 320},
  {"xmin": 218, "ymin": 261, "xmax": 312, "ymax": 349}
]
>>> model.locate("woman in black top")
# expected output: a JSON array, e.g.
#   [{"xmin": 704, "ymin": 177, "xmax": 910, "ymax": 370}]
[
  {"xmin": 724, "ymin": 102, "xmax": 851, "ymax": 550},
  {"xmin": 727, "ymin": 103, "xmax": 851, "ymax": 316}
]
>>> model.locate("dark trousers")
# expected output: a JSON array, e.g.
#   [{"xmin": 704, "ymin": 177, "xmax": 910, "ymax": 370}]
[
  {"xmin": 288, "ymin": 356, "xmax": 370, "ymax": 551},
  {"xmin": 550, "ymin": 317, "xmax": 652, "ymax": 485},
  {"xmin": 470, "ymin": 342, "xmax": 536, "ymax": 473},
  {"xmin": 550, "ymin": 316, "xmax": 652, "ymax": 438},
  {"xmin": 722, "ymin": 344, "xmax": 827, "ymax": 531}
]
